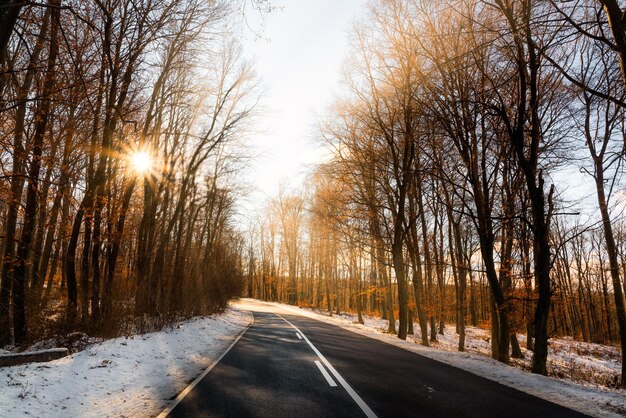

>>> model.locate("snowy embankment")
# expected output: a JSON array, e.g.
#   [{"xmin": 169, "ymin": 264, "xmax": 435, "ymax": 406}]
[
  {"xmin": 246, "ymin": 299, "xmax": 626, "ymax": 418},
  {"xmin": 0, "ymin": 307, "xmax": 252, "ymax": 418}
]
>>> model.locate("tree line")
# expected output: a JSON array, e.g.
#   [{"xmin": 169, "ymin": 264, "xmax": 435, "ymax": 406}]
[
  {"xmin": 0, "ymin": 0, "xmax": 258, "ymax": 347},
  {"xmin": 245, "ymin": 0, "xmax": 626, "ymax": 387}
]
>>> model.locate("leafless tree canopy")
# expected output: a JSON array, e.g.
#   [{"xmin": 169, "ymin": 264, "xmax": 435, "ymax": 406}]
[
  {"xmin": 0, "ymin": 0, "xmax": 257, "ymax": 344},
  {"xmin": 244, "ymin": 0, "xmax": 626, "ymax": 388}
]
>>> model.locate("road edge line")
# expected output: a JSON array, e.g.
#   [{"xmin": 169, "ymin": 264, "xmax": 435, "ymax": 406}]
[
  {"xmin": 156, "ymin": 311, "xmax": 254, "ymax": 418},
  {"xmin": 276, "ymin": 313, "xmax": 377, "ymax": 418}
]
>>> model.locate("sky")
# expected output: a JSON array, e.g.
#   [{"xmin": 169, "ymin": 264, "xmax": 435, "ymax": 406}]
[
  {"xmin": 234, "ymin": 1, "xmax": 602, "ymax": 223},
  {"xmin": 239, "ymin": 0, "xmax": 369, "ymax": 213}
]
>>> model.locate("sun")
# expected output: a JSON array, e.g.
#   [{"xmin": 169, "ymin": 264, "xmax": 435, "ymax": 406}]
[{"xmin": 130, "ymin": 150, "xmax": 152, "ymax": 175}]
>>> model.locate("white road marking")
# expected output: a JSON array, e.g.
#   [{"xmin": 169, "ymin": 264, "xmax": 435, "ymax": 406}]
[
  {"xmin": 315, "ymin": 360, "xmax": 338, "ymax": 387},
  {"xmin": 296, "ymin": 332, "xmax": 303, "ymax": 340},
  {"xmin": 276, "ymin": 313, "xmax": 377, "ymax": 418},
  {"xmin": 157, "ymin": 314, "xmax": 255, "ymax": 418}
]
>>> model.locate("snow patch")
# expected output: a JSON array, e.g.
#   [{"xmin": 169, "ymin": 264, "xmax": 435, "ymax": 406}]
[{"xmin": 0, "ymin": 307, "xmax": 252, "ymax": 418}]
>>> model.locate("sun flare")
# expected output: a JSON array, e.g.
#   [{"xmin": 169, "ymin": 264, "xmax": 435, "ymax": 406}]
[{"xmin": 130, "ymin": 150, "xmax": 152, "ymax": 175}]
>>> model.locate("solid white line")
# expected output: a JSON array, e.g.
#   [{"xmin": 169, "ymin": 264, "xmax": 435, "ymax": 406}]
[
  {"xmin": 296, "ymin": 332, "xmax": 303, "ymax": 340},
  {"xmin": 315, "ymin": 360, "xmax": 338, "ymax": 387},
  {"xmin": 276, "ymin": 314, "xmax": 377, "ymax": 418},
  {"xmin": 156, "ymin": 313, "xmax": 255, "ymax": 418}
]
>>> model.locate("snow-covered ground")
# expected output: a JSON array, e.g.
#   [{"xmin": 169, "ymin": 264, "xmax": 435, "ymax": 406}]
[
  {"xmin": 241, "ymin": 299, "xmax": 626, "ymax": 418},
  {"xmin": 0, "ymin": 308, "xmax": 252, "ymax": 418}
]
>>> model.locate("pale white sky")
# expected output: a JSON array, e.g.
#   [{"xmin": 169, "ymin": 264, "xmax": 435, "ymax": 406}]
[
  {"xmin": 235, "ymin": 1, "xmax": 601, "ymax": 223},
  {"xmin": 239, "ymin": 0, "xmax": 368, "ymax": 210}
]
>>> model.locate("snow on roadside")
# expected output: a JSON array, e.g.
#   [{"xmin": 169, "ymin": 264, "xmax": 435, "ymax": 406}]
[
  {"xmin": 0, "ymin": 307, "xmax": 252, "ymax": 418},
  {"xmin": 244, "ymin": 299, "xmax": 626, "ymax": 418}
]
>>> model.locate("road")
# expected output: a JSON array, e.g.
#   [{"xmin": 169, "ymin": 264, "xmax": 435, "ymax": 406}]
[{"xmin": 164, "ymin": 300, "xmax": 588, "ymax": 418}]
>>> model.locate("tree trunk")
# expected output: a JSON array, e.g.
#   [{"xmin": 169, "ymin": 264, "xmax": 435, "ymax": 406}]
[
  {"xmin": 0, "ymin": 5, "xmax": 51, "ymax": 347},
  {"xmin": 12, "ymin": 0, "xmax": 60, "ymax": 344},
  {"xmin": 0, "ymin": 0, "xmax": 23, "ymax": 95},
  {"xmin": 594, "ymin": 167, "xmax": 626, "ymax": 387}
]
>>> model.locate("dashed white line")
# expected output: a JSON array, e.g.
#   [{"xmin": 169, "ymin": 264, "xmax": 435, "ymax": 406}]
[
  {"xmin": 296, "ymin": 332, "xmax": 303, "ymax": 340},
  {"xmin": 315, "ymin": 360, "xmax": 338, "ymax": 387},
  {"xmin": 276, "ymin": 313, "xmax": 377, "ymax": 418}
]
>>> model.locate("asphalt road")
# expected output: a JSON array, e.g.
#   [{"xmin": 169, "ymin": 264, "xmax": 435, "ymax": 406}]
[{"xmin": 165, "ymin": 302, "xmax": 588, "ymax": 418}]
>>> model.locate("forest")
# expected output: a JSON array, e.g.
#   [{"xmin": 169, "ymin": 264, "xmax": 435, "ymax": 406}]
[
  {"xmin": 0, "ymin": 0, "xmax": 262, "ymax": 348},
  {"xmin": 2, "ymin": 0, "xmax": 626, "ymax": 396},
  {"xmin": 244, "ymin": 0, "xmax": 626, "ymax": 388}
]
